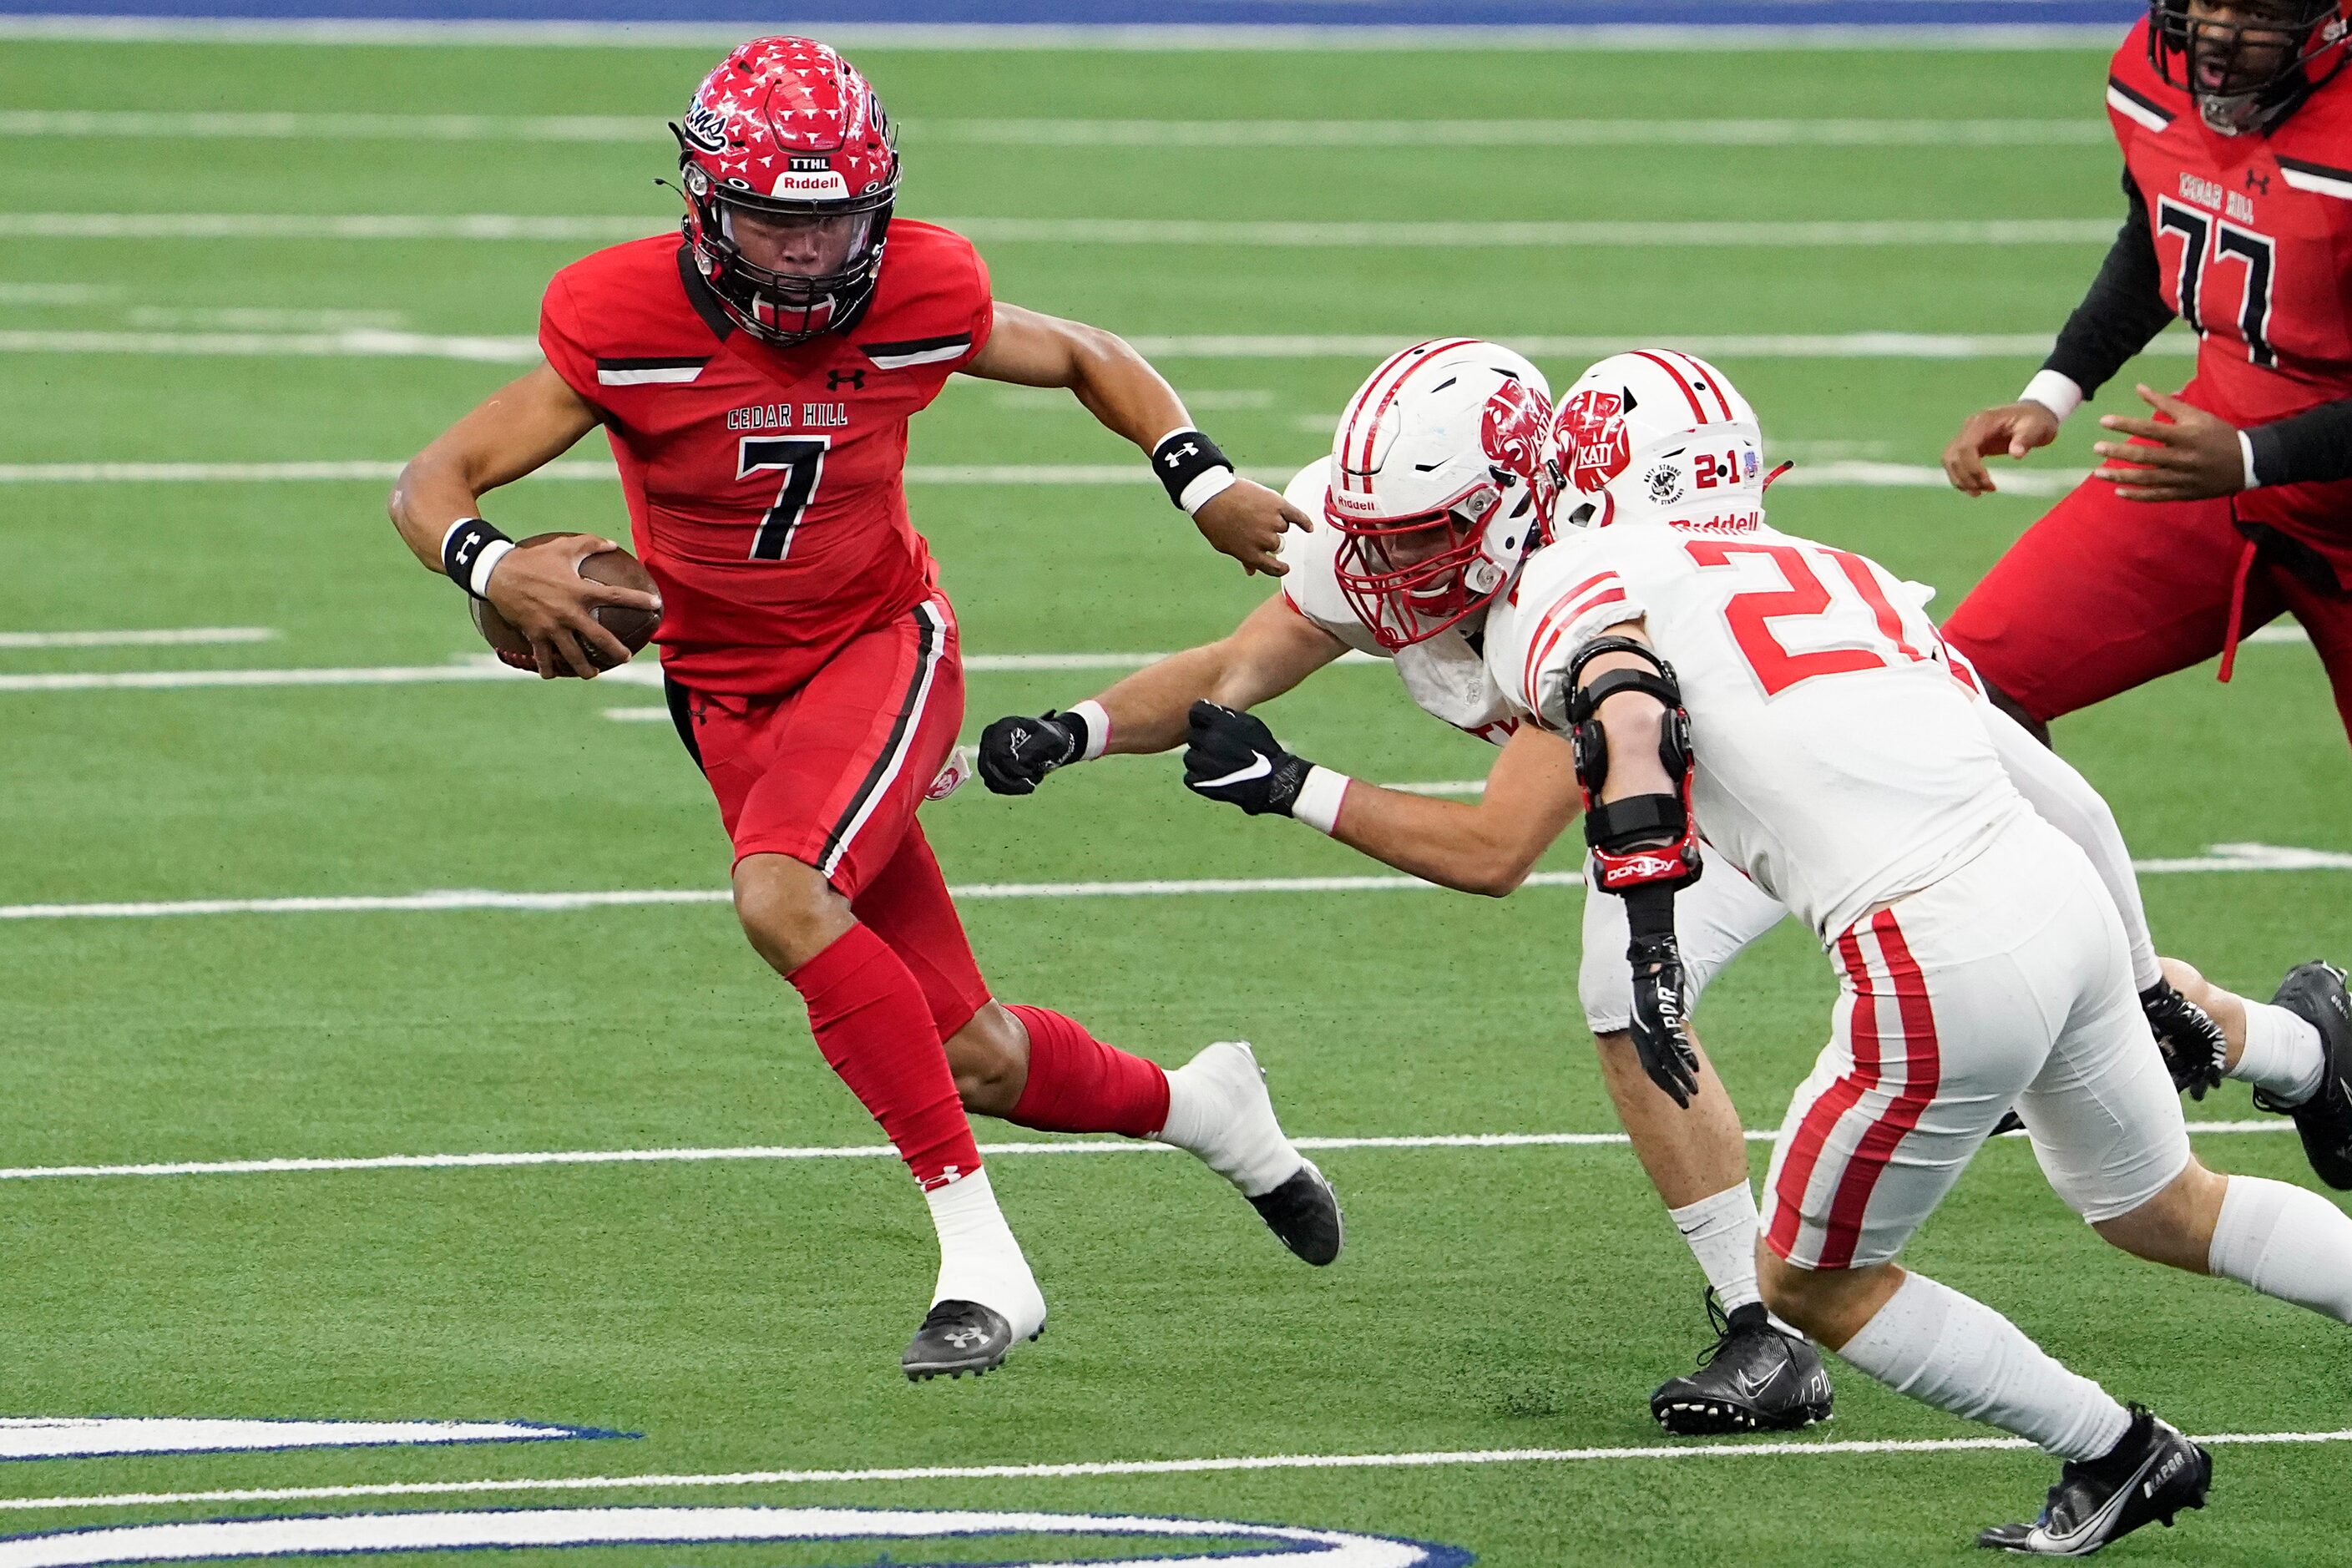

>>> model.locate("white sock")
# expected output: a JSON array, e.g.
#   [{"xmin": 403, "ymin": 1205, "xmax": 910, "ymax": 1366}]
[
  {"xmin": 1158, "ymin": 1041, "xmax": 1301, "ymax": 1197},
  {"xmin": 924, "ymin": 1166, "xmax": 1046, "ymax": 1339},
  {"xmin": 1836, "ymin": 1272, "xmax": 2132, "ymax": 1461},
  {"xmin": 2228, "ymin": 1002, "xmax": 2328, "ymax": 1105},
  {"xmin": 1670, "ymin": 1182, "xmax": 1773, "ymax": 1319},
  {"xmin": 2208, "ymin": 1175, "xmax": 2352, "ymax": 1322}
]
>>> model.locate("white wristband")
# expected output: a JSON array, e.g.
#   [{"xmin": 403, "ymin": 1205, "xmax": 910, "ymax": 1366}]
[
  {"xmin": 468, "ymin": 539, "xmax": 515, "ymax": 599},
  {"xmin": 1069, "ymin": 698, "xmax": 1111, "ymax": 761},
  {"xmin": 1178, "ymin": 466, "xmax": 1238, "ymax": 517},
  {"xmin": 1292, "ymin": 764, "xmax": 1353, "ymax": 837},
  {"xmin": 2237, "ymin": 429, "xmax": 2260, "ymax": 489},
  {"xmin": 2018, "ymin": 370, "xmax": 2085, "ymax": 423}
]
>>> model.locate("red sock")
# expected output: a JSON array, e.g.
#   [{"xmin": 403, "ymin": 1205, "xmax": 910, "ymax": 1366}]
[
  {"xmin": 1003, "ymin": 1004, "xmax": 1171, "ymax": 1139},
  {"xmin": 789, "ymin": 923, "xmax": 980, "ymax": 1190}
]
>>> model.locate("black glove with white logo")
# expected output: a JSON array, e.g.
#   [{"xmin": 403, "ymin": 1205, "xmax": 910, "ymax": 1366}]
[
  {"xmin": 979, "ymin": 710, "xmax": 1090, "ymax": 796},
  {"xmin": 2143, "ymin": 977, "xmax": 2228, "ymax": 1100},
  {"xmin": 1624, "ymin": 886, "xmax": 1701, "ymax": 1108},
  {"xmin": 1182, "ymin": 701, "xmax": 1313, "ymax": 817}
]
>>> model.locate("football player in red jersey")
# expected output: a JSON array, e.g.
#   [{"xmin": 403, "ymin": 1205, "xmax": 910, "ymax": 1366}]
[
  {"xmin": 385, "ymin": 38, "xmax": 1338, "ymax": 1382},
  {"xmin": 1939, "ymin": 0, "xmax": 2352, "ymax": 1176}
]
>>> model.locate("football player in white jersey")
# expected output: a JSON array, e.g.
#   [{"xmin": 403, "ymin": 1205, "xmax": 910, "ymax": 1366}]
[
  {"xmin": 1156, "ymin": 348, "xmax": 2352, "ymax": 1555},
  {"xmin": 979, "ymin": 341, "xmax": 2341, "ymax": 1453}
]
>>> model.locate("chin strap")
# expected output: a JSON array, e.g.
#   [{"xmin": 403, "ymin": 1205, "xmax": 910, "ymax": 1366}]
[{"xmin": 1565, "ymin": 635, "xmax": 1703, "ymax": 896}]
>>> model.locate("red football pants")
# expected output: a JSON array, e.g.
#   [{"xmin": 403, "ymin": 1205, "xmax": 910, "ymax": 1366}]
[{"xmin": 1941, "ymin": 475, "xmax": 2352, "ymax": 744}]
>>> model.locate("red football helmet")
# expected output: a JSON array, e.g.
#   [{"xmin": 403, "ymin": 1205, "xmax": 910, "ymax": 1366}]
[{"xmin": 673, "ymin": 38, "xmax": 900, "ymax": 346}]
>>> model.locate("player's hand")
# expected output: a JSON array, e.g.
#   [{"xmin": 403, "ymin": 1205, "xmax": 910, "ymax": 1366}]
[
  {"xmin": 483, "ymin": 533, "xmax": 660, "ymax": 680},
  {"xmin": 1626, "ymin": 934, "xmax": 1701, "ymax": 1108},
  {"xmin": 2142, "ymin": 977, "xmax": 2229, "ymax": 1100},
  {"xmin": 1192, "ymin": 478, "xmax": 1310, "ymax": 577},
  {"xmin": 2092, "ymin": 384, "xmax": 2248, "ymax": 502},
  {"xmin": 1942, "ymin": 400, "xmax": 2062, "ymax": 496},
  {"xmin": 1182, "ymin": 701, "xmax": 1312, "ymax": 816},
  {"xmin": 979, "ymin": 711, "xmax": 1085, "ymax": 796}
]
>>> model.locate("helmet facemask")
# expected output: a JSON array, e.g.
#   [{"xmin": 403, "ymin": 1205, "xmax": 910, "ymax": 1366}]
[
  {"xmin": 678, "ymin": 153, "xmax": 894, "ymax": 346},
  {"xmin": 1331, "ymin": 485, "xmax": 1519, "ymax": 652},
  {"xmin": 2150, "ymin": 0, "xmax": 2349, "ymax": 134}
]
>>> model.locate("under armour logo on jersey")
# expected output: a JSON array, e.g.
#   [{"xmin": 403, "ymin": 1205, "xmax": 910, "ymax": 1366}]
[
  {"xmin": 2246, "ymin": 169, "xmax": 2271, "ymax": 195},
  {"xmin": 827, "ymin": 368, "xmax": 865, "ymax": 391}
]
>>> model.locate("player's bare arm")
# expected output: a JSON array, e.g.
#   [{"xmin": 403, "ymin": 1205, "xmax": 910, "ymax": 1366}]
[
  {"xmin": 979, "ymin": 595, "xmax": 1346, "ymax": 795},
  {"xmin": 1181, "ymin": 704, "xmax": 1581, "ymax": 898},
  {"xmin": 964, "ymin": 302, "xmax": 1312, "ymax": 575},
  {"xmin": 387, "ymin": 363, "xmax": 660, "ymax": 680},
  {"xmin": 1942, "ymin": 399, "xmax": 2063, "ymax": 497}
]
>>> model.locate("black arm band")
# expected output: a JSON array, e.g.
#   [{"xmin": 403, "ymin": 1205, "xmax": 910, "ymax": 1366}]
[
  {"xmin": 440, "ymin": 517, "xmax": 513, "ymax": 600},
  {"xmin": 2043, "ymin": 171, "xmax": 2175, "ymax": 401},
  {"xmin": 2248, "ymin": 396, "xmax": 2352, "ymax": 488},
  {"xmin": 1151, "ymin": 427, "xmax": 1234, "ymax": 510}
]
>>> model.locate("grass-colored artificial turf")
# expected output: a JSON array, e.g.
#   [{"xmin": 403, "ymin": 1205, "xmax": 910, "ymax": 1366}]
[{"xmin": 1, "ymin": 36, "xmax": 2348, "ymax": 1567}]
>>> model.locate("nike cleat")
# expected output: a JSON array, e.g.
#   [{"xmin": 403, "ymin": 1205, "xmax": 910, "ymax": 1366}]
[
  {"xmin": 1978, "ymin": 1404, "xmax": 2210, "ymax": 1555},
  {"xmin": 2254, "ymin": 961, "xmax": 2352, "ymax": 1190},
  {"xmin": 1651, "ymin": 1288, "xmax": 1835, "ymax": 1435},
  {"xmin": 900, "ymin": 1300, "xmax": 1044, "ymax": 1382},
  {"xmin": 1248, "ymin": 1159, "xmax": 1344, "ymax": 1267}
]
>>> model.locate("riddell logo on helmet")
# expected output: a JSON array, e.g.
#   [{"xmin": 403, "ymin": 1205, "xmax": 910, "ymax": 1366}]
[{"xmin": 770, "ymin": 169, "xmax": 850, "ymax": 197}]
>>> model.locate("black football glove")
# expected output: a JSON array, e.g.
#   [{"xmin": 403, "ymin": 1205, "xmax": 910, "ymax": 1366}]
[
  {"xmin": 2143, "ymin": 977, "xmax": 2228, "ymax": 1100},
  {"xmin": 979, "ymin": 710, "xmax": 1090, "ymax": 796},
  {"xmin": 1182, "ymin": 701, "xmax": 1313, "ymax": 817},
  {"xmin": 1627, "ymin": 932, "xmax": 1702, "ymax": 1108}
]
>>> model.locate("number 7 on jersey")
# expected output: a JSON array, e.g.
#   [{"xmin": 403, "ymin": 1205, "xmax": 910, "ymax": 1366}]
[{"xmin": 740, "ymin": 436, "xmax": 831, "ymax": 562}]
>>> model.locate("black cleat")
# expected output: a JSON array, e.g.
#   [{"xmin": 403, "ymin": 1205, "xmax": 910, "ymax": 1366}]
[
  {"xmin": 899, "ymin": 1300, "xmax": 1043, "ymax": 1382},
  {"xmin": 2255, "ymin": 961, "xmax": 2352, "ymax": 1191},
  {"xmin": 1248, "ymin": 1160, "xmax": 1344, "ymax": 1267},
  {"xmin": 1650, "ymin": 1289, "xmax": 1835, "ymax": 1435},
  {"xmin": 1978, "ymin": 1404, "xmax": 2210, "ymax": 1555}
]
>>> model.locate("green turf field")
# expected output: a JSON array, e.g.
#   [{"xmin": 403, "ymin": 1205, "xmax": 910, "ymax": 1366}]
[{"xmin": 2, "ymin": 34, "xmax": 2349, "ymax": 1568}]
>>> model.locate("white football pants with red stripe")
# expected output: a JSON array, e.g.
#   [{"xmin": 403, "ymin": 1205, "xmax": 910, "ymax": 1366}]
[{"xmin": 1761, "ymin": 812, "xmax": 2192, "ymax": 1271}]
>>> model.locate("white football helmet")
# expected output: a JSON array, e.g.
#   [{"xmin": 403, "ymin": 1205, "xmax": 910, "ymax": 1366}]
[
  {"xmin": 1323, "ymin": 338, "xmax": 1555, "ymax": 650},
  {"xmin": 1550, "ymin": 349, "xmax": 1766, "ymax": 530}
]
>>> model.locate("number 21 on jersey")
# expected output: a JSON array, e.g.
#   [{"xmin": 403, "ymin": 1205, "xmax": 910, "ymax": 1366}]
[{"xmin": 1686, "ymin": 539, "xmax": 1933, "ymax": 697}]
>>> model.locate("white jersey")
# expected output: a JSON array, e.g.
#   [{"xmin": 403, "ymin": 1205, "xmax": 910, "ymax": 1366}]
[
  {"xmin": 1488, "ymin": 516, "xmax": 2026, "ymax": 941},
  {"xmin": 1274, "ymin": 463, "xmax": 1519, "ymax": 741}
]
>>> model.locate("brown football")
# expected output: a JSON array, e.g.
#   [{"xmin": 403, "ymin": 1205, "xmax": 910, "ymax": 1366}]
[{"xmin": 469, "ymin": 533, "xmax": 660, "ymax": 676}]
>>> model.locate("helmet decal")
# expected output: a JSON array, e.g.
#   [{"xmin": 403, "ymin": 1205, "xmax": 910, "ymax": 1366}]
[
  {"xmin": 1480, "ymin": 377, "xmax": 1549, "ymax": 488},
  {"xmin": 1557, "ymin": 388, "xmax": 1633, "ymax": 494}
]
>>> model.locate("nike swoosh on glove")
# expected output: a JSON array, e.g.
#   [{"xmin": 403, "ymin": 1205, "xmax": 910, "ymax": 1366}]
[{"xmin": 1183, "ymin": 701, "xmax": 1313, "ymax": 817}]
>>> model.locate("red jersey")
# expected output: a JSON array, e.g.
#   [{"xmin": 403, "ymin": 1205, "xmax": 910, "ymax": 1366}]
[
  {"xmin": 540, "ymin": 220, "xmax": 993, "ymax": 694},
  {"xmin": 2107, "ymin": 23, "xmax": 2352, "ymax": 569}
]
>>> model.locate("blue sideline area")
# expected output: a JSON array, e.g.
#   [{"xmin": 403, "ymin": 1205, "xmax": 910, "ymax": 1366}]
[{"xmin": 0, "ymin": 0, "xmax": 2142, "ymax": 28}]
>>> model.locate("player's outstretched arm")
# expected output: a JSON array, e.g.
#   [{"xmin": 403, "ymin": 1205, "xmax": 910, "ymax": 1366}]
[
  {"xmin": 1181, "ymin": 704, "xmax": 1581, "ymax": 897},
  {"xmin": 388, "ymin": 363, "xmax": 658, "ymax": 679},
  {"xmin": 979, "ymin": 594, "xmax": 1346, "ymax": 795},
  {"xmin": 964, "ymin": 303, "xmax": 1311, "ymax": 575}
]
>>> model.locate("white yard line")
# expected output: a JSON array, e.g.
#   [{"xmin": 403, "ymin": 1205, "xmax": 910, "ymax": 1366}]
[
  {"xmin": 0, "ymin": 1122, "xmax": 2292, "ymax": 1186},
  {"xmin": 0, "ymin": 214, "xmax": 2120, "ymax": 247},
  {"xmin": 2, "ymin": 847, "xmax": 2347, "ymax": 923},
  {"xmin": 0, "ymin": 460, "xmax": 2087, "ymax": 497},
  {"xmin": 0, "ymin": 1425, "xmax": 2338, "ymax": 1515},
  {"xmin": 0, "ymin": 112, "xmax": 2107, "ymax": 147},
  {"xmin": 0, "ymin": 628, "xmax": 276, "ymax": 650},
  {"xmin": 0, "ymin": 18, "xmax": 2132, "ymax": 49},
  {"xmin": 0, "ymin": 328, "xmax": 2194, "ymax": 363}
]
